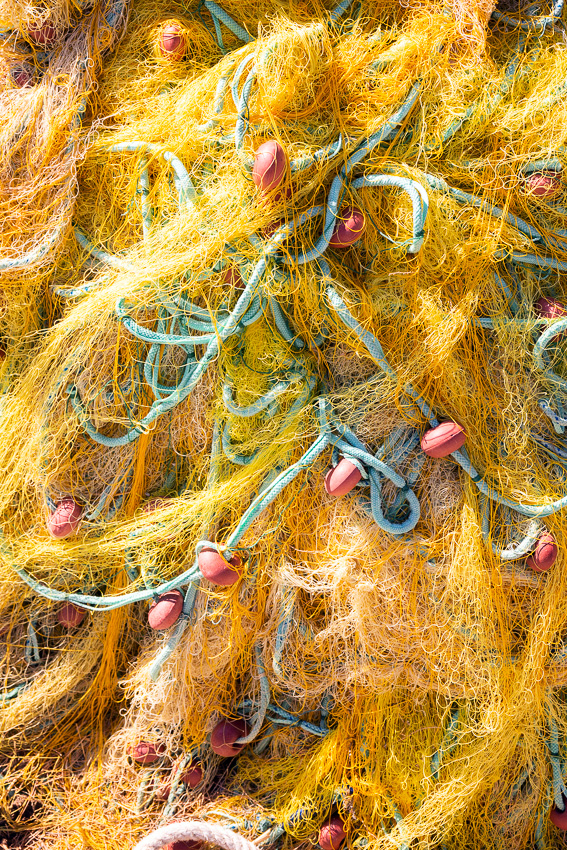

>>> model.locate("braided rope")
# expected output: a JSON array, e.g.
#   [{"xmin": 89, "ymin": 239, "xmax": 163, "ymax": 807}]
[{"xmin": 133, "ymin": 820, "xmax": 259, "ymax": 850}]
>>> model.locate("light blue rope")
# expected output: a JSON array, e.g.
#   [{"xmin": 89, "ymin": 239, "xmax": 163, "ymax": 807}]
[
  {"xmin": 204, "ymin": 1, "xmax": 252, "ymax": 46},
  {"xmin": 491, "ymin": 0, "xmax": 563, "ymax": 31},
  {"xmin": 479, "ymin": 497, "xmax": 543, "ymax": 560}
]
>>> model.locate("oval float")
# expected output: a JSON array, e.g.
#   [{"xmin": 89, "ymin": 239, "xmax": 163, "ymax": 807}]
[
  {"xmin": 165, "ymin": 841, "xmax": 202, "ymax": 850},
  {"xmin": 27, "ymin": 21, "xmax": 57, "ymax": 46},
  {"xmin": 526, "ymin": 532, "xmax": 558, "ymax": 572},
  {"xmin": 535, "ymin": 296, "xmax": 567, "ymax": 320},
  {"xmin": 159, "ymin": 23, "xmax": 186, "ymax": 61},
  {"xmin": 57, "ymin": 602, "xmax": 87, "ymax": 629},
  {"xmin": 551, "ymin": 795, "xmax": 567, "ymax": 829},
  {"xmin": 525, "ymin": 171, "xmax": 561, "ymax": 199},
  {"xmin": 319, "ymin": 815, "xmax": 347, "ymax": 850},
  {"xmin": 156, "ymin": 764, "xmax": 202, "ymax": 802},
  {"xmin": 252, "ymin": 141, "xmax": 287, "ymax": 193},
  {"xmin": 47, "ymin": 498, "xmax": 83, "ymax": 539},
  {"xmin": 221, "ymin": 266, "xmax": 242, "ymax": 288},
  {"xmin": 325, "ymin": 459, "xmax": 362, "ymax": 497},
  {"xmin": 198, "ymin": 548, "xmax": 244, "ymax": 587},
  {"xmin": 421, "ymin": 421, "xmax": 466, "ymax": 458},
  {"xmin": 329, "ymin": 206, "xmax": 365, "ymax": 247},
  {"xmin": 210, "ymin": 718, "xmax": 248, "ymax": 756},
  {"xmin": 129, "ymin": 741, "xmax": 166, "ymax": 765},
  {"xmin": 182, "ymin": 764, "xmax": 204, "ymax": 788},
  {"xmin": 263, "ymin": 218, "xmax": 284, "ymax": 240},
  {"xmin": 11, "ymin": 64, "xmax": 34, "ymax": 87},
  {"xmin": 148, "ymin": 589, "xmax": 184, "ymax": 630}
]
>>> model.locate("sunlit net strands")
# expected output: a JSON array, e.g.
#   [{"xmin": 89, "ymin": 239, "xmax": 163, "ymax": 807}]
[{"xmin": 3, "ymin": 0, "xmax": 567, "ymax": 848}]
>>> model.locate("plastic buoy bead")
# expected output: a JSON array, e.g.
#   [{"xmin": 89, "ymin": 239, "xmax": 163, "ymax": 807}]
[
  {"xmin": 524, "ymin": 171, "xmax": 561, "ymax": 199},
  {"xmin": 526, "ymin": 532, "xmax": 558, "ymax": 572},
  {"xmin": 263, "ymin": 219, "xmax": 284, "ymax": 240},
  {"xmin": 148, "ymin": 589, "xmax": 184, "ymax": 630},
  {"xmin": 57, "ymin": 602, "xmax": 87, "ymax": 629},
  {"xmin": 221, "ymin": 266, "xmax": 242, "ymax": 287},
  {"xmin": 325, "ymin": 458, "xmax": 362, "ymax": 497},
  {"xmin": 535, "ymin": 296, "xmax": 567, "ymax": 320},
  {"xmin": 319, "ymin": 815, "xmax": 347, "ymax": 850},
  {"xmin": 252, "ymin": 141, "xmax": 287, "ymax": 193},
  {"xmin": 551, "ymin": 794, "xmax": 567, "ymax": 829},
  {"xmin": 47, "ymin": 498, "xmax": 83, "ymax": 539},
  {"xmin": 156, "ymin": 764, "xmax": 203, "ymax": 800},
  {"xmin": 329, "ymin": 206, "xmax": 365, "ymax": 248},
  {"xmin": 10, "ymin": 64, "xmax": 34, "ymax": 87},
  {"xmin": 182, "ymin": 764, "xmax": 204, "ymax": 788},
  {"xmin": 198, "ymin": 548, "xmax": 244, "ymax": 587},
  {"xmin": 129, "ymin": 741, "xmax": 166, "ymax": 765},
  {"xmin": 420, "ymin": 421, "xmax": 466, "ymax": 458},
  {"xmin": 535, "ymin": 296, "xmax": 567, "ymax": 341},
  {"xmin": 159, "ymin": 23, "xmax": 186, "ymax": 61},
  {"xmin": 210, "ymin": 718, "xmax": 248, "ymax": 756},
  {"xmin": 27, "ymin": 21, "xmax": 57, "ymax": 46},
  {"xmin": 155, "ymin": 781, "xmax": 171, "ymax": 801}
]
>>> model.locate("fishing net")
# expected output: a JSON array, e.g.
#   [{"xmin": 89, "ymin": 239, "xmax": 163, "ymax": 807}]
[{"xmin": 2, "ymin": 0, "xmax": 567, "ymax": 848}]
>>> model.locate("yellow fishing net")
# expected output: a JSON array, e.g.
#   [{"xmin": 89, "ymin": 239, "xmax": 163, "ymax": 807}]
[{"xmin": 2, "ymin": 0, "xmax": 567, "ymax": 848}]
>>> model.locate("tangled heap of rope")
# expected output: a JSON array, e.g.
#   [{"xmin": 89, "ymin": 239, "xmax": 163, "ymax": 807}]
[{"xmin": 5, "ymin": 0, "xmax": 567, "ymax": 847}]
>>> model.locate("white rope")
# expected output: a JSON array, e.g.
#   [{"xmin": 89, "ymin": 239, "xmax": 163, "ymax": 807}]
[{"xmin": 133, "ymin": 820, "xmax": 260, "ymax": 850}]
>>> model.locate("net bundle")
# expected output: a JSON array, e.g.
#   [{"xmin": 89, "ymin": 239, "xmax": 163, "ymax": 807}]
[{"xmin": 2, "ymin": 0, "xmax": 567, "ymax": 848}]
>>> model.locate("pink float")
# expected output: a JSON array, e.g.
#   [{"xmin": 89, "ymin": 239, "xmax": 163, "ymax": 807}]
[
  {"xmin": 421, "ymin": 422, "xmax": 466, "ymax": 458},
  {"xmin": 252, "ymin": 141, "xmax": 287, "ymax": 193},
  {"xmin": 148, "ymin": 589, "xmax": 184, "ymax": 630},
  {"xmin": 198, "ymin": 548, "xmax": 244, "ymax": 586},
  {"xmin": 325, "ymin": 458, "xmax": 362, "ymax": 496},
  {"xmin": 210, "ymin": 718, "xmax": 248, "ymax": 756},
  {"xmin": 329, "ymin": 206, "xmax": 365, "ymax": 247},
  {"xmin": 47, "ymin": 498, "xmax": 83, "ymax": 539}
]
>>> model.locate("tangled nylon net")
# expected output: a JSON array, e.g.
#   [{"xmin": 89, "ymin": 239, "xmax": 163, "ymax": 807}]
[{"xmin": 2, "ymin": 0, "xmax": 567, "ymax": 848}]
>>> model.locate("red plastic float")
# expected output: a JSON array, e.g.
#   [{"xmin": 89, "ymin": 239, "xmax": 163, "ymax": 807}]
[
  {"xmin": 526, "ymin": 532, "xmax": 558, "ymax": 572},
  {"xmin": 148, "ymin": 589, "xmax": 184, "ymax": 630},
  {"xmin": 329, "ymin": 206, "xmax": 365, "ymax": 247},
  {"xmin": 551, "ymin": 794, "xmax": 567, "ymax": 829},
  {"xmin": 198, "ymin": 548, "xmax": 244, "ymax": 586},
  {"xmin": 182, "ymin": 764, "xmax": 204, "ymax": 787},
  {"xmin": 318, "ymin": 814, "xmax": 347, "ymax": 850},
  {"xmin": 27, "ymin": 20, "xmax": 57, "ymax": 46},
  {"xmin": 156, "ymin": 764, "xmax": 203, "ymax": 800},
  {"xmin": 129, "ymin": 741, "xmax": 166, "ymax": 765},
  {"xmin": 524, "ymin": 171, "xmax": 561, "ymax": 199},
  {"xmin": 57, "ymin": 602, "xmax": 87, "ymax": 629},
  {"xmin": 420, "ymin": 421, "xmax": 466, "ymax": 458},
  {"xmin": 10, "ymin": 64, "xmax": 34, "ymax": 87},
  {"xmin": 221, "ymin": 266, "xmax": 242, "ymax": 287},
  {"xmin": 535, "ymin": 296, "xmax": 567, "ymax": 341},
  {"xmin": 252, "ymin": 141, "xmax": 287, "ymax": 193},
  {"xmin": 210, "ymin": 718, "xmax": 248, "ymax": 756},
  {"xmin": 155, "ymin": 780, "xmax": 171, "ymax": 801},
  {"xmin": 535, "ymin": 296, "xmax": 567, "ymax": 320},
  {"xmin": 325, "ymin": 458, "xmax": 362, "ymax": 497},
  {"xmin": 47, "ymin": 498, "xmax": 83, "ymax": 539},
  {"xmin": 263, "ymin": 218, "xmax": 284, "ymax": 240},
  {"xmin": 159, "ymin": 23, "xmax": 186, "ymax": 61},
  {"xmin": 165, "ymin": 841, "xmax": 202, "ymax": 850}
]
